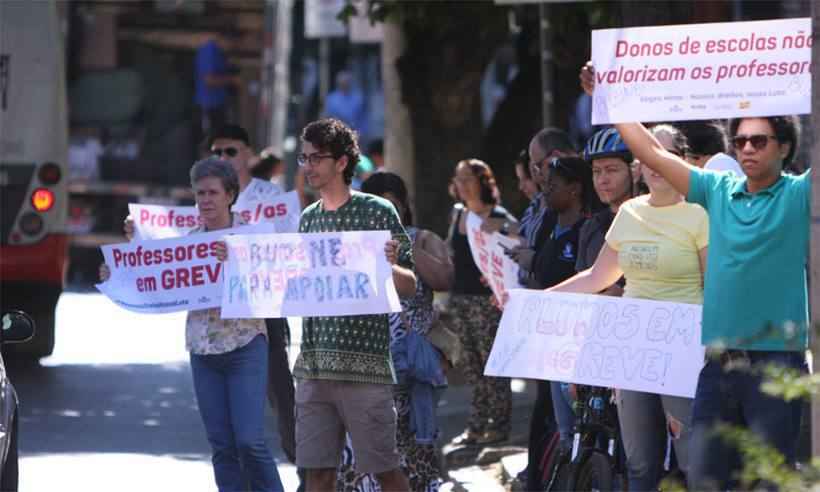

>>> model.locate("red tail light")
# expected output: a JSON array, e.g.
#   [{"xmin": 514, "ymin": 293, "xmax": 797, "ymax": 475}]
[
  {"xmin": 38, "ymin": 163, "xmax": 62, "ymax": 185},
  {"xmin": 31, "ymin": 188, "xmax": 54, "ymax": 212}
]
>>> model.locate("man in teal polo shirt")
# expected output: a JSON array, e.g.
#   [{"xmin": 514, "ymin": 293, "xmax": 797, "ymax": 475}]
[
  {"xmin": 617, "ymin": 115, "xmax": 808, "ymax": 490},
  {"xmin": 582, "ymin": 64, "xmax": 810, "ymax": 488}
]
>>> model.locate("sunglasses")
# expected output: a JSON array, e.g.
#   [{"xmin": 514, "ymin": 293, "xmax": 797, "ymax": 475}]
[
  {"xmin": 211, "ymin": 147, "xmax": 240, "ymax": 158},
  {"xmin": 732, "ymin": 134, "xmax": 777, "ymax": 151}
]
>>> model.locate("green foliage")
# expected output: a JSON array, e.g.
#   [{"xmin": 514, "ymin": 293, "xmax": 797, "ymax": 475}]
[
  {"xmin": 761, "ymin": 364, "xmax": 820, "ymax": 401},
  {"xmin": 715, "ymin": 424, "xmax": 820, "ymax": 491}
]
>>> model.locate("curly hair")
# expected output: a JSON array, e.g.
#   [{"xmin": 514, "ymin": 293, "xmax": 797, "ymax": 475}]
[
  {"xmin": 361, "ymin": 172, "xmax": 413, "ymax": 226},
  {"xmin": 454, "ymin": 158, "xmax": 499, "ymax": 206},
  {"xmin": 301, "ymin": 118, "xmax": 361, "ymax": 185}
]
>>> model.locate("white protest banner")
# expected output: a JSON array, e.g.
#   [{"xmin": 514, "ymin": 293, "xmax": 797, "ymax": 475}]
[
  {"xmin": 96, "ymin": 223, "xmax": 275, "ymax": 314},
  {"xmin": 130, "ymin": 191, "xmax": 301, "ymax": 240},
  {"xmin": 232, "ymin": 190, "xmax": 301, "ymax": 233},
  {"xmin": 129, "ymin": 203, "xmax": 202, "ymax": 240},
  {"xmin": 465, "ymin": 212, "xmax": 520, "ymax": 302},
  {"xmin": 591, "ymin": 18, "xmax": 810, "ymax": 124},
  {"xmin": 486, "ymin": 289, "xmax": 705, "ymax": 398},
  {"xmin": 221, "ymin": 230, "xmax": 402, "ymax": 318}
]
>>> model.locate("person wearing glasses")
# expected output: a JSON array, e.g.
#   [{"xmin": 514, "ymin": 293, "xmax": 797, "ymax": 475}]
[
  {"xmin": 581, "ymin": 63, "xmax": 809, "ymax": 490},
  {"xmin": 445, "ymin": 158, "xmax": 517, "ymax": 447},
  {"xmin": 546, "ymin": 124, "xmax": 707, "ymax": 491},
  {"xmin": 293, "ymin": 118, "xmax": 416, "ymax": 492}
]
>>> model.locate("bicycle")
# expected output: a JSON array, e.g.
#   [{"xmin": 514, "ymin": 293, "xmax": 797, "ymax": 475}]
[{"xmin": 540, "ymin": 385, "xmax": 628, "ymax": 492}]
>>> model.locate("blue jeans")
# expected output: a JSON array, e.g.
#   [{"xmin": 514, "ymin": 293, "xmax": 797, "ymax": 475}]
[
  {"xmin": 616, "ymin": 390, "xmax": 692, "ymax": 491},
  {"xmin": 550, "ymin": 381, "xmax": 575, "ymax": 450},
  {"xmin": 190, "ymin": 335, "xmax": 284, "ymax": 492},
  {"xmin": 688, "ymin": 350, "xmax": 806, "ymax": 491}
]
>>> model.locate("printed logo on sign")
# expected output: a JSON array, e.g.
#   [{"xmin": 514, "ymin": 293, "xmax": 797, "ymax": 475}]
[
  {"xmin": 669, "ymin": 105, "xmax": 683, "ymax": 113},
  {"xmin": 739, "ymin": 101, "xmax": 751, "ymax": 109},
  {"xmin": 198, "ymin": 296, "xmax": 211, "ymax": 304}
]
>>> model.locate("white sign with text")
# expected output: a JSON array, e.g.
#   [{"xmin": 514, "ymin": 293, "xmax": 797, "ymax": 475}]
[
  {"xmin": 486, "ymin": 289, "xmax": 705, "ymax": 398},
  {"xmin": 466, "ymin": 212, "xmax": 520, "ymax": 302},
  {"xmin": 221, "ymin": 230, "xmax": 402, "ymax": 318},
  {"xmin": 130, "ymin": 191, "xmax": 301, "ymax": 240},
  {"xmin": 591, "ymin": 18, "xmax": 811, "ymax": 124}
]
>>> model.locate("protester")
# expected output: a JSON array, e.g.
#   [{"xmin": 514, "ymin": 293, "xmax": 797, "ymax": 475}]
[
  {"xmin": 527, "ymin": 156, "xmax": 596, "ymax": 461},
  {"xmin": 675, "ymin": 120, "xmax": 743, "ymax": 177},
  {"xmin": 446, "ymin": 159, "xmax": 516, "ymax": 447},
  {"xmin": 122, "ymin": 124, "xmax": 298, "ymax": 467},
  {"xmin": 337, "ymin": 172, "xmax": 452, "ymax": 492},
  {"xmin": 368, "ymin": 139, "xmax": 385, "ymax": 171},
  {"xmin": 251, "ymin": 148, "xmax": 286, "ymax": 189},
  {"xmin": 294, "ymin": 118, "xmax": 416, "ymax": 492},
  {"xmin": 484, "ymin": 129, "xmax": 576, "ymax": 290},
  {"xmin": 582, "ymin": 62, "xmax": 810, "ymax": 490},
  {"xmin": 547, "ymin": 123, "xmax": 707, "ymax": 490},
  {"xmin": 514, "ymin": 149, "xmax": 538, "ymax": 202},
  {"xmin": 101, "ymin": 158, "xmax": 285, "ymax": 492}
]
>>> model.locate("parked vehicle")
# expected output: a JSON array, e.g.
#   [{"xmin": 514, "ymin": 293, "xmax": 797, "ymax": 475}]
[
  {"xmin": 0, "ymin": 0, "xmax": 69, "ymax": 358},
  {"xmin": 0, "ymin": 310, "xmax": 36, "ymax": 491}
]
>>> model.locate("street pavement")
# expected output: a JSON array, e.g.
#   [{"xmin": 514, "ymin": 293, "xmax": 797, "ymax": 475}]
[{"xmin": 6, "ymin": 290, "xmax": 535, "ymax": 491}]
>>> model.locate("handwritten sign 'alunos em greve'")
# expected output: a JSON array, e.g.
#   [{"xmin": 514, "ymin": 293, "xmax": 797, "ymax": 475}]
[{"xmin": 486, "ymin": 289, "xmax": 705, "ymax": 398}]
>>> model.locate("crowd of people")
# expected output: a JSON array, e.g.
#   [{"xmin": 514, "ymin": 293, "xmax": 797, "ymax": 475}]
[{"xmin": 98, "ymin": 54, "xmax": 811, "ymax": 492}]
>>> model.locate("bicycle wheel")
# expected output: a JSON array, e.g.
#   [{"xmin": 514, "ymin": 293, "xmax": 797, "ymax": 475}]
[{"xmin": 573, "ymin": 451, "xmax": 614, "ymax": 492}]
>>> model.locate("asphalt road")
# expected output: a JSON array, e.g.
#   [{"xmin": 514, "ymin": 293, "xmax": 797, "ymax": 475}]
[{"xmin": 6, "ymin": 291, "xmax": 535, "ymax": 492}]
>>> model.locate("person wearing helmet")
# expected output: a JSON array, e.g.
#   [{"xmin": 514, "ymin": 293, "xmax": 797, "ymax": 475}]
[{"xmin": 577, "ymin": 127, "xmax": 640, "ymax": 286}]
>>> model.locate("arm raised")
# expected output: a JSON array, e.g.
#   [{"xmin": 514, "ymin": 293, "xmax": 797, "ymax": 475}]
[{"xmin": 615, "ymin": 122, "xmax": 694, "ymax": 197}]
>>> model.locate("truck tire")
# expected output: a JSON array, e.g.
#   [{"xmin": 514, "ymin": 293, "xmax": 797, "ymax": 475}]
[{"xmin": 2, "ymin": 283, "xmax": 59, "ymax": 360}]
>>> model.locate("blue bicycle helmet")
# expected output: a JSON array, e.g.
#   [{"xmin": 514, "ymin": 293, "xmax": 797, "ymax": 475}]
[{"xmin": 583, "ymin": 128, "xmax": 633, "ymax": 163}]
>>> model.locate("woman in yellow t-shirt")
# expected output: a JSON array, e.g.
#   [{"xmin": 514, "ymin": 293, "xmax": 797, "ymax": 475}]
[{"xmin": 547, "ymin": 125, "xmax": 708, "ymax": 491}]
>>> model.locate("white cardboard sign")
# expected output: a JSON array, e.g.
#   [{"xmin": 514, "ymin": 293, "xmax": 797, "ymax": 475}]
[
  {"xmin": 485, "ymin": 289, "xmax": 705, "ymax": 398},
  {"xmin": 96, "ymin": 225, "xmax": 271, "ymax": 314},
  {"xmin": 465, "ymin": 212, "xmax": 520, "ymax": 301},
  {"xmin": 220, "ymin": 230, "xmax": 402, "ymax": 318},
  {"xmin": 130, "ymin": 191, "xmax": 301, "ymax": 240},
  {"xmin": 591, "ymin": 18, "xmax": 811, "ymax": 124}
]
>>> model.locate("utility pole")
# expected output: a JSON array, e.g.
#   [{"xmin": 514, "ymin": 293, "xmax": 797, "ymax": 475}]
[
  {"xmin": 810, "ymin": 0, "xmax": 820, "ymax": 460},
  {"xmin": 538, "ymin": 2, "xmax": 553, "ymax": 127}
]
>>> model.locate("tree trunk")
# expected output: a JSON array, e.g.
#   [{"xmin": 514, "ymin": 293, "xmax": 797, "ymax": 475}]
[
  {"xmin": 394, "ymin": 2, "xmax": 508, "ymax": 236},
  {"xmin": 810, "ymin": 0, "xmax": 820, "ymax": 460},
  {"xmin": 381, "ymin": 19, "xmax": 416, "ymax": 211}
]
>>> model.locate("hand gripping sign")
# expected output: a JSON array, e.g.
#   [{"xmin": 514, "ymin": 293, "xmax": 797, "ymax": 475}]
[
  {"xmin": 220, "ymin": 230, "xmax": 402, "ymax": 318},
  {"xmin": 591, "ymin": 17, "xmax": 810, "ymax": 124},
  {"xmin": 465, "ymin": 212, "xmax": 520, "ymax": 302},
  {"xmin": 485, "ymin": 289, "xmax": 705, "ymax": 398},
  {"xmin": 130, "ymin": 190, "xmax": 301, "ymax": 240}
]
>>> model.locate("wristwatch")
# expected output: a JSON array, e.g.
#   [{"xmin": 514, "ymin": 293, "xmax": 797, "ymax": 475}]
[{"xmin": 500, "ymin": 221, "xmax": 510, "ymax": 235}]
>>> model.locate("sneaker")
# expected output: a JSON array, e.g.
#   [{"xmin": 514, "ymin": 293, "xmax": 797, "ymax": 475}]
[{"xmin": 450, "ymin": 430, "xmax": 481, "ymax": 446}]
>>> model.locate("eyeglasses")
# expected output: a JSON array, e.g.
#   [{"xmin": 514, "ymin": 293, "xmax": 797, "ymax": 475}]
[
  {"xmin": 211, "ymin": 147, "xmax": 240, "ymax": 158},
  {"xmin": 732, "ymin": 134, "xmax": 778, "ymax": 151},
  {"xmin": 297, "ymin": 152, "xmax": 335, "ymax": 167}
]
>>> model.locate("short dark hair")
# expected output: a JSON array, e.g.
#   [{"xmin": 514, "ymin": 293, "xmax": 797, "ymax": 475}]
[
  {"xmin": 207, "ymin": 124, "xmax": 250, "ymax": 149},
  {"xmin": 455, "ymin": 158, "xmax": 499, "ymax": 206},
  {"xmin": 301, "ymin": 118, "xmax": 360, "ymax": 185},
  {"xmin": 361, "ymin": 172, "xmax": 413, "ymax": 226},
  {"xmin": 514, "ymin": 149, "xmax": 531, "ymax": 179},
  {"xmin": 189, "ymin": 157, "xmax": 240, "ymax": 206},
  {"xmin": 729, "ymin": 116, "xmax": 800, "ymax": 168},
  {"xmin": 532, "ymin": 127, "xmax": 576, "ymax": 157},
  {"xmin": 251, "ymin": 152, "xmax": 282, "ymax": 181},
  {"xmin": 679, "ymin": 120, "xmax": 728, "ymax": 156},
  {"xmin": 549, "ymin": 156, "xmax": 600, "ymax": 213}
]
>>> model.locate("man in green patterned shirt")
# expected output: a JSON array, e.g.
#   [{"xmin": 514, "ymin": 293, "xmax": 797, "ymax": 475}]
[{"xmin": 294, "ymin": 118, "xmax": 416, "ymax": 492}]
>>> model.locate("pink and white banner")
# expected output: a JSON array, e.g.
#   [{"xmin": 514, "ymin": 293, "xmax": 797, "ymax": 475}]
[
  {"xmin": 465, "ymin": 212, "xmax": 520, "ymax": 302},
  {"xmin": 591, "ymin": 18, "xmax": 811, "ymax": 124}
]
